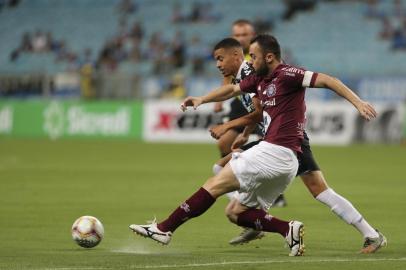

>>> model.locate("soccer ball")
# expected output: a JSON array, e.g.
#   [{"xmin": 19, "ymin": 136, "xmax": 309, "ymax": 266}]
[{"xmin": 71, "ymin": 216, "xmax": 104, "ymax": 248}]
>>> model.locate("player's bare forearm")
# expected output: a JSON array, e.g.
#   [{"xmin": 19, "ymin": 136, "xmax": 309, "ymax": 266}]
[
  {"xmin": 224, "ymin": 111, "xmax": 261, "ymax": 131},
  {"xmin": 210, "ymin": 117, "xmax": 252, "ymax": 139},
  {"xmin": 202, "ymin": 84, "xmax": 241, "ymax": 103},
  {"xmin": 209, "ymin": 115, "xmax": 255, "ymax": 139},
  {"xmin": 314, "ymin": 73, "xmax": 360, "ymax": 106},
  {"xmin": 230, "ymin": 96, "xmax": 263, "ymax": 128},
  {"xmin": 181, "ymin": 84, "xmax": 241, "ymax": 111},
  {"xmin": 210, "ymin": 98, "xmax": 261, "ymax": 139},
  {"xmin": 314, "ymin": 73, "xmax": 377, "ymax": 121},
  {"xmin": 215, "ymin": 97, "xmax": 261, "ymax": 134}
]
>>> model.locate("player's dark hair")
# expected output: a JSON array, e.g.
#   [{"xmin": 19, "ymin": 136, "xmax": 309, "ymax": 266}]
[
  {"xmin": 213, "ymin": 38, "xmax": 242, "ymax": 52},
  {"xmin": 251, "ymin": 34, "xmax": 281, "ymax": 60}
]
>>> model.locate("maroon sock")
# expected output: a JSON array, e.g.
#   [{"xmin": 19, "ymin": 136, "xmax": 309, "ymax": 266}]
[
  {"xmin": 157, "ymin": 187, "xmax": 216, "ymax": 233},
  {"xmin": 237, "ymin": 209, "xmax": 290, "ymax": 237}
]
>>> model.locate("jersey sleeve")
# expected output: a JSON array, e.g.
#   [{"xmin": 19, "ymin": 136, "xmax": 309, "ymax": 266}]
[
  {"xmin": 302, "ymin": 70, "xmax": 318, "ymax": 87},
  {"xmin": 284, "ymin": 67, "xmax": 318, "ymax": 89},
  {"xmin": 239, "ymin": 74, "xmax": 260, "ymax": 94}
]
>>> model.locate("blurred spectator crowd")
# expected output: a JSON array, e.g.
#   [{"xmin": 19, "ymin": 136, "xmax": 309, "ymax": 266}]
[
  {"xmin": 8, "ymin": 0, "xmax": 406, "ymax": 76},
  {"xmin": 9, "ymin": 30, "xmax": 89, "ymax": 71},
  {"xmin": 3, "ymin": 0, "xmax": 406, "ymax": 100},
  {"xmin": 366, "ymin": 0, "xmax": 406, "ymax": 50},
  {"xmin": 7, "ymin": 0, "xmax": 276, "ymax": 79}
]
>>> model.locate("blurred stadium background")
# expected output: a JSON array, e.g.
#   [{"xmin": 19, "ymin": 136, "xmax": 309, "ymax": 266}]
[{"xmin": 1, "ymin": 1, "xmax": 406, "ymax": 270}]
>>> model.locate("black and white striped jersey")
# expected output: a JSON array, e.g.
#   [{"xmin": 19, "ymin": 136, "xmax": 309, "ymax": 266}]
[{"xmin": 231, "ymin": 61, "xmax": 264, "ymax": 135}]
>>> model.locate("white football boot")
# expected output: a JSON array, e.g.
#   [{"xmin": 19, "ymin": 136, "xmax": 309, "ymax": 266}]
[
  {"xmin": 360, "ymin": 229, "xmax": 387, "ymax": 254},
  {"xmin": 129, "ymin": 220, "xmax": 172, "ymax": 245},
  {"xmin": 285, "ymin": 221, "xmax": 305, "ymax": 256}
]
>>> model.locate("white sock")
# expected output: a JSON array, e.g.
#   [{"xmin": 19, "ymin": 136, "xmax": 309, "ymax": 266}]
[
  {"xmin": 212, "ymin": 164, "xmax": 238, "ymax": 201},
  {"xmin": 316, "ymin": 188, "xmax": 378, "ymax": 238},
  {"xmin": 353, "ymin": 219, "xmax": 379, "ymax": 239},
  {"xmin": 212, "ymin": 164, "xmax": 223, "ymax": 175}
]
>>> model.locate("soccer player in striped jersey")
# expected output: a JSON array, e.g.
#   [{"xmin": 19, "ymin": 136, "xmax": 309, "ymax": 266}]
[{"xmin": 214, "ymin": 19, "xmax": 257, "ymax": 158}]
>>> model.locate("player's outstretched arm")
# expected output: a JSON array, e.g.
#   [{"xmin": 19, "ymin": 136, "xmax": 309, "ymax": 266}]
[
  {"xmin": 313, "ymin": 73, "xmax": 377, "ymax": 121},
  {"xmin": 181, "ymin": 84, "xmax": 241, "ymax": 112},
  {"xmin": 209, "ymin": 97, "xmax": 262, "ymax": 139}
]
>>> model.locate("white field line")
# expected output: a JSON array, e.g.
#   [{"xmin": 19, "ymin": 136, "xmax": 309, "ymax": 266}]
[{"xmin": 41, "ymin": 257, "xmax": 406, "ymax": 270}]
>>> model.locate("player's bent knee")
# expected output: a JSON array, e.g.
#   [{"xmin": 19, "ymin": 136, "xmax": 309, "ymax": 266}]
[
  {"xmin": 225, "ymin": 199, "xmax": 249, "ymax": 224},
  {"xmin": 224, "ymin": 202, "xmax": 239, "ymax": 224},
  {"xmin": 226, "ymin": 211, "xmax": 238, "ymax": 224}
]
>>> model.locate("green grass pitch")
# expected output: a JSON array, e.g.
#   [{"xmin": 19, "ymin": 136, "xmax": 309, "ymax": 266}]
[{"xmin": 0, "ymin": 139, "xmax": 405, "ymax": 270}]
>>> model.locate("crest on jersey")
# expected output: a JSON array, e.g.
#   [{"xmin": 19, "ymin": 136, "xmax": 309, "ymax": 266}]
[{"xmin": 263, "ymin": 84, "xmax": 276, "ymax": 97}]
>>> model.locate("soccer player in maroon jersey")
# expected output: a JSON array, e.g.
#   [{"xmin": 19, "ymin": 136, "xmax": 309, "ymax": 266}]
[
  {"xmin": 130, "ymin": 34, "xmax": 380, "ymax": 256},
  {"xmin": 215, "ymin": 19, "xmax": 288, "ymax": 207},
  {"xmin": 209, "ymin": 38, "xmax": 387, "ymax": 253}
]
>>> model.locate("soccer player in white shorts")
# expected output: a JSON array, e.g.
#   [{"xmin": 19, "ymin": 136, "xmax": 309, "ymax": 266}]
[{"xmin": 129, "ymin": 34, "xmax": 378, "ymax": 256}]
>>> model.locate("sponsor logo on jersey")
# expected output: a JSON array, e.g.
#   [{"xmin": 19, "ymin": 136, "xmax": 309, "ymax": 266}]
[
  {"xmin": 284, "ymin": 72, "xmax": 296, "ymax": 77},
  {"xmin": 263, "ymin": 98, "xmax": 276, "ymax": 107},
  {"xmin": 281, "ymin": 66, "xmax": 305, "ymax": 75}
]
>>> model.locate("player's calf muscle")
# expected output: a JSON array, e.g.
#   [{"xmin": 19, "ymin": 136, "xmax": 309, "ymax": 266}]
[{"xmin": 300, "ymin": 171, "xmax": 329, "ymax": 197}]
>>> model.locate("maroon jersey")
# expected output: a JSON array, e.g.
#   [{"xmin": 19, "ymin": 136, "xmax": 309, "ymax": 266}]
[{"xmin": 239, "ymin": 64, "xmax": 318, "ymax": 153}]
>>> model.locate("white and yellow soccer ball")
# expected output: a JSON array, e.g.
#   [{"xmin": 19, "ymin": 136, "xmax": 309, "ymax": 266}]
[{"xmin": 71, "ymin": 216, "xmax": 104, "ymax": 248}]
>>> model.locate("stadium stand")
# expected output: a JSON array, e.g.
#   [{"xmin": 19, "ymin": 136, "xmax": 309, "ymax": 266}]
[{"xmin": 1, "ymin": 0, "xmax": 406, "ymax": 97}]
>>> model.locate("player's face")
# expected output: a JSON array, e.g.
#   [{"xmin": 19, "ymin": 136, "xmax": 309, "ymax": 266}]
[
  {"xmin": 214, "ymin": 48, "xmax": 240, "ymax": 77},
  {"xmin": 232, "ymin": 24, "xmax": 255, "ymax": 53},
  {"xmin": 249, "ymin": 42, "xmax": 269, "ymax": 76}
]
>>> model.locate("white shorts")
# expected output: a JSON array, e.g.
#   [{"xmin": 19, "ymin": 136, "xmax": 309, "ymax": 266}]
[{"xmin": 229, "ymin": 141, "xmax": 298, "ymax": 210}]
